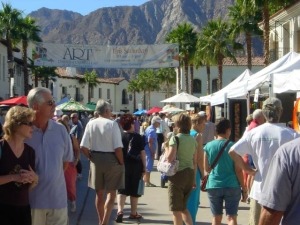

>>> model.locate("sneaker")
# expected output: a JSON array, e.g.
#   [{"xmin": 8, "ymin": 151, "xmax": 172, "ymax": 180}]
[{"xmin": 70, "ymin": 201, "xmax": 76, "ymax": 212}]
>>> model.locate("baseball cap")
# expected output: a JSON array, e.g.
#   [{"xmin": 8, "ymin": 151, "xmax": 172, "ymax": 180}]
[
  {"xmin": 198, "ymin": 111, "xmax": 206, "ymax": 116},
  {"xmin": 151, "ymin": 116, "xmax": 162, "ymax": 125},
  {"xmin": 262, "ymin": 97, "xmax": 282, "ymax": 111}
]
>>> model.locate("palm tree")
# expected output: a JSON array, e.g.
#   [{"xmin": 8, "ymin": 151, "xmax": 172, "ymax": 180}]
[
  {"xmin": 228, "ymin": 0, "xmax": 262, "ymax": 70},
  {"xmin": 83, "ymin": 70, "xmax": 98, "ymax": 103},
  {"xmin": 156, "ymin": 68, "xmax": 176, "ymax": 98},
  {"xmin": 251, "ymin": 0, "xmax": 295, "ymax": 66},
  {"xmin": 128, "ymin": 79, "xmax": 140, "ymax": 111},
  {"xmin": 18, "ymin": 16, "xmax": 42, "ymax": 95},
  {"xmin": 30, "ymin": 65, "xmax": 57, "ymax": 88},
  {"xmin": 136, "ymin": 70, "xmax": 160, "ymax": 109},
  {"xmin": 166, "ymin": 23, "xmax": 197, "ymax": 94},
  {"xmin": 194, "ymin": 34, "xmax": 216, "ymax": 95},
  {"xmin": 0, "ymin": 3, "xmax": 22, "ymax": 97},
  {"xmin": 199, "ymin": 19, "xmax": 243, "ymax": 90}
]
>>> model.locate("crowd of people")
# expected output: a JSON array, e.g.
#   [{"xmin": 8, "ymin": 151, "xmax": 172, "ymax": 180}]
[{"xmin": 0, "ymin": 87, "xmax": 299, "ymax": 225}]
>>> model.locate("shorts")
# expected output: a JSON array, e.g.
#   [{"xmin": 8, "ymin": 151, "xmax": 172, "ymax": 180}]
[
  {"xmin": 0, "ymin": 203, "xmax": 31, "ymax": 225},
  {"xmin": 89, "ymin": 152, "xmax": 125, "ymax": 190},
  {"xmin": 168, "ymin": 168, "xmax": 194, "ymax": 211},
  {"xmin": 207, "ymin": 187, "xmax": 241, "ymax": 216}
]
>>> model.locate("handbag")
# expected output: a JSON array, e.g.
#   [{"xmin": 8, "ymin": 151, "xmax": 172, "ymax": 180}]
[
  {"xmin": 157, "ymin": 136, "xmax": 179, "ymax": 176},
  {"xmin": 137, "ymin": 179, "xmax": 144, "ymax": 195},
  {"xmin": 201, "ymin": 139, "xmax": 230, "ymax": 192}
]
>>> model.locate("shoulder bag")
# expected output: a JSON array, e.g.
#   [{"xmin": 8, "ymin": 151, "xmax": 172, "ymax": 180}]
[
  {"xmin": 201, "ymin": 139, "xmax": 230, "ymax": 192},
  {"xmin": 157, "ymin": 136, "xmax": 179, "ymax": 176}
]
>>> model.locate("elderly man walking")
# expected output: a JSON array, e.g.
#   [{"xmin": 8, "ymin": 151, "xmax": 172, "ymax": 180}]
[
  {"xmin": 229, "ymin": 97, "xmax": 299, "ymax": 225},
  {"xmin": 80, "ymin": 99, "xmax": 124, "ymax": 225},
  {"xmin": 26, "ymin": 87, "xmax": 73, "ymax": 225}
]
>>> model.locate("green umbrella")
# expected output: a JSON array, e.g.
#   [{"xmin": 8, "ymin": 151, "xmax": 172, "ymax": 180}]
[
  {"xmin": 85, "ymin": 102, "xmax": 96, "ymax": 111},
  {"xmin": 56, "ymin": 98, "xmax": 93, "ymax": 112}
]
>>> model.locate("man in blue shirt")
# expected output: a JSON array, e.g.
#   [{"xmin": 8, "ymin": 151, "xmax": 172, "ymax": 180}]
[{"xmin": 26, "ymin": 87, "xmax": 73, "ymax": 225}]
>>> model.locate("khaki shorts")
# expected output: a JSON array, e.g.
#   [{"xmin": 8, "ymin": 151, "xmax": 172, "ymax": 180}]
[
  {"xmin": 88, "ymin": 152, "xmax": 125, "ymax": 191},
  {"xmin": 31, "ymin": 208, "xmax": 68, "ymax": 225},
  {"xmin": 168, "ymin": 168, "xmax": 194, "ymax": 211}
]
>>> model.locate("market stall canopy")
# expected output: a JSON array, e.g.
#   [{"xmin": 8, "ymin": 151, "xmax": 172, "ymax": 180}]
[
  {"xmin": 56, "ymin": 96, "xmax": 70, "ymax": 106},
  {"xmin": 161, "ymin": 92, "xmax": 200, "ymax": 103},
  {"xmin": 200, "ymin": 69, "xmax": 252, "ymax": 106},
  {"xmin": 85, "ymin": 102, "xmax": 96, "ymax": 111},
  {"xmin": 56, "ymin": 98, "xmax": 93, "ymax": 112},
  {"xmin": 0, "ymin": 96, "xmax": 28, "ymax": 106},
  {"xmin": 147, "ymin": 106, "xmax": 162, "ymax": 114}
]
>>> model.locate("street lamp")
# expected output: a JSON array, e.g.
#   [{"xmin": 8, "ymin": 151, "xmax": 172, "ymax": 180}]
[{"xmin": 7, "ymin": 59, "xmax": 15, "ymax": 98}]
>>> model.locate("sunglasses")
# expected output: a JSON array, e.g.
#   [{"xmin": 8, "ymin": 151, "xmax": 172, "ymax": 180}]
[
  {"xmin": 45, "ymin": 99, "xmax": 55, "ymax": 106},
  {"xmin": 20, "ymin": 121, "xmax": 34, "ymax": 127}
]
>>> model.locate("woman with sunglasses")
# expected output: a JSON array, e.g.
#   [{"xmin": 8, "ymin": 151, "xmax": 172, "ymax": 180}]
[{"xmin": 0, "ymin": 106, "xmax": 38, "ymax": 225}]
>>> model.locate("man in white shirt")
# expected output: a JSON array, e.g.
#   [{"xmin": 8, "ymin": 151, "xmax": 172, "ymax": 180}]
[
  {"xmin": 229, "ymin": 97, "xmax": 299, "ymax": 225},
  {"xmin": 80, "ymin": 99, "xmax": 124, "ymax": 225}
]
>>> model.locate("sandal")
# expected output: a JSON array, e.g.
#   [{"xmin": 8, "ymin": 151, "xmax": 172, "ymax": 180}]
[
  {"xmin": 115, "ymin": 211, "xmax": 123, "ymax": 223},
  {"xmin": 145, "ymin": 183, "xmax": 156, "ymax": 187},
  {"xmin": 129, "ymin": 212, "xmax": 142, "ymax": 219}
]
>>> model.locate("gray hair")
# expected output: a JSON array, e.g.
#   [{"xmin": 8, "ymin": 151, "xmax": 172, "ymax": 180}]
[
  {"xmin": 252, "ymin": 109, "xmax": 263, "ymax": 120},
  {"xmin": 95, "ymin": 99, "xmax": 111, "ymax": 115},
  {"xmin": 262, "ymin": 97, "xmax": 282, "ymax": 123},
  {"xmin": 27, "ymin": 87, "xmax": 51, "ymax": 108}
]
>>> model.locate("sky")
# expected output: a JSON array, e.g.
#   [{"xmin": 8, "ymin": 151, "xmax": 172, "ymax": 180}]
[{"xmin": 3, "ymin": 0, "xmax": 150, "ymax": 15}]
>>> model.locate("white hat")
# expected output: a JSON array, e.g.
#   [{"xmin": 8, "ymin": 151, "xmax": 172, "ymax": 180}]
[
  {"xmin": 54, "ymin": 109, "xmax": 63, "ymax": 117},
  {"xmin": 198, "ymin": 111, "xmax": 206, "ymax": 116},
  {"xmin": 151, "ymin": 116, "xmax": 162, "ymax": 125}
]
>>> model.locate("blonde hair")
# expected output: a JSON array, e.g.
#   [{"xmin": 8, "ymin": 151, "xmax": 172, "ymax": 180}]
[
  {"xmin": 172, "ymin": 113, "xmax": 191, "ymax": 134},
  {"xmin": 191, "ymin": 114, "xmax": 206, "ymax": 127},
  {"xmin": 3, "ymin": 106, "xmax": 35, "ymax": 140}
]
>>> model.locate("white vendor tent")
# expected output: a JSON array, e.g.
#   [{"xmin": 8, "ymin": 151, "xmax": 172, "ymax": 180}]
[
  {"xmin": 246, "ymin": 51, "xmax": 300, "ymax": 93},
  {"xmin": 273, "ymin": 69, "xmax": 300, "ymax": 93},
  {"xmin": 200, "ymin": 69, "xmax": 252, "ymax": 106}
]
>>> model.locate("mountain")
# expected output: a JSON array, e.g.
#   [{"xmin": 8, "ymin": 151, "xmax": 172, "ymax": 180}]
[{"xmin": 29, "ymin": 0, "xmax": 263, "ymax": 78}]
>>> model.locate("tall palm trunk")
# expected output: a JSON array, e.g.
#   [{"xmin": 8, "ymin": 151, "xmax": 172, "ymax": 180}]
[
  {"xmin": 217, "ymin": 57, "xmax": 223, "ymax": 90},
  {"xmin": 22, "ymin": 40, "xmax": 30, "ymax": 95},
  {"xmin": 184, "ymin": 58, "xmax": 189, "ymax": 93},
  {"xmin": 245, "ymin": 32, "xmax": 252, "ymax": 70},
  {"xmin": 7, "ymin": 38, "xmax": 14, "ymax": 97},
  {"xmin": 133, "ymin": 91, "xmax": 136, "ymax": 111},
  {"xmin": 190, "ymin": 64, "xmax": 194, "ymax": 95},
  {"xmin": 262, "ymin": 1, "xmax": 270, "ymax": 66},
  {"xmin": 177, "ymin": 66, "xmax": 181, "ymax": 92},
  {"xmin": 206, "ymin": 65, "xmax": 211, "ymax": 94}
]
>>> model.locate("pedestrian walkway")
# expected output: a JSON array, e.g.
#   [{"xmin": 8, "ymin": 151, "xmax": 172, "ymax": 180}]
[{"xmin": 69, "ymin": 156, "xmax": 250, "ymax": 225}]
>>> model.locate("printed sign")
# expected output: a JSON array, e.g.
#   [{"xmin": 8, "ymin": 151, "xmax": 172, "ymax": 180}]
[{"xmin": 33, "ymin": 43, "xmax": 179, "ymax": 68}]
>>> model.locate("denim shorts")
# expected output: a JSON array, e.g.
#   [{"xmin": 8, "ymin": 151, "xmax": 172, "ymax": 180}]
[{"xmin": 207, "ymin": 187, "xmax": 241, "ymax": 216}]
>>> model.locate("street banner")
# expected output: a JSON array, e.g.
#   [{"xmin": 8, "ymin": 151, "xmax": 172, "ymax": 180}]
[{"xmin": 33, "ymin": 43, "xmax": 179, "ymax": 68}]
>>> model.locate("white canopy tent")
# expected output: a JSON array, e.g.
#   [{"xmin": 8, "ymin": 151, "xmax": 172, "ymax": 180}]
[
  {"xmin": 245, "ymin": 51, "xmax": 300, "ymax": 94},
  {"xmin": 272, "ymin": 69, "xmax": 300, "ymax": 93},
  {"xmin": 161, "ymin": 92, "xmax": 201, "ymax": 103},
  {"xmin": 200, "ymin": 69, "xmax": 253, "ymax": 106}
]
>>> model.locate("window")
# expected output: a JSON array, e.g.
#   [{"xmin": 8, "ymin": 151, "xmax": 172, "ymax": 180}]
[
  {"xmin": 212, "ymin": 79, "xmax": 218, "ymax": 93},
  {"xmin": 107, "ymin": 89, "xmax": 110, "ymax": 100},
  {"xmin": 90, "ymin": 86, "xmax": 94, "ymax": 98},
  {"xmin": 193, "ymin": 79, "xmax": 202, "ymax": 93},
  {"xmin": 62, "ymin": 86, "xmax": 67, "ymax": 97},
  {"xmin": 75, "ymin": 87, "xmax": 80, "ymax": 101},
  {"xmin": 122, "ymin": 89, "xmax": 129, "ymax": 104},
  {"xmin": 98, "ymin": 88, "xmax": 102, "ymax": 98}
]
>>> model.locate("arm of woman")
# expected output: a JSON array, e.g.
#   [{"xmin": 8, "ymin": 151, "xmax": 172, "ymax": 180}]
[
  {"xmin": 166, "ymin": 144, "xmax": 177, "ymax": 163},
  {"xmin": 71, "ymin": 135, "xmax": 80, "ymax": 165},
  {"xmin": 0, "ymin": 174, "xmax": 22, "ymax": 185},
  {"xmin": 195, "ymin": 134, "xmax": 204, "ymax": 177},
  {"xmin": 234, "ymin": 162, "xmax": 248, "ymax": 202},
  {"xmin": 204, "ymin": 151, "xmax": 210, "ymax": 175}
]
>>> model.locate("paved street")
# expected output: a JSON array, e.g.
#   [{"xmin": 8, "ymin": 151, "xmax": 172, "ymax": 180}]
[{"xmin": 69, "ymin": 156, "xmax": 250, "ymax": 225}]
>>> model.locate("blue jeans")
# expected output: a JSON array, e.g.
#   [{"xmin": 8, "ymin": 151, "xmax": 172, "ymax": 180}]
[{"xmin": 207, "ymin": 187, "xmax": 241, "ymax": 216}]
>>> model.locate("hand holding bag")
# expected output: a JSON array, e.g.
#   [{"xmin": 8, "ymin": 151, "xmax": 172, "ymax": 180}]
[
  {"xmin": 201, "ymin": 140, "xmax": 230, "ymax": 192},
  {"xmin": 157, "ymin": 136, "xmax": 179, "ymax": 176}
]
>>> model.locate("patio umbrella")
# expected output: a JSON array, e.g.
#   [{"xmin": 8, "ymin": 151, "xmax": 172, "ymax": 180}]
[
  {"xmin": 133, "ymin": 109, "xmax": 147, "ymax": 115},
  {"xmin": 56, "ymin": 98, "xmax": 93, "ymax": 112},
  {"xmin": 147, "ymin": 106, "xmax": 162, "ymax": 114},
  {"xmin": 0, "ymin": 96, "xmax": 28, "ymax": 106},
  {"xmin": 161, "ymin": 107, "xmax": 184, "ymax": 114},
  {"xmin": 161, "ymin": 92, "xmax": 200, "ymax": 103}
]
